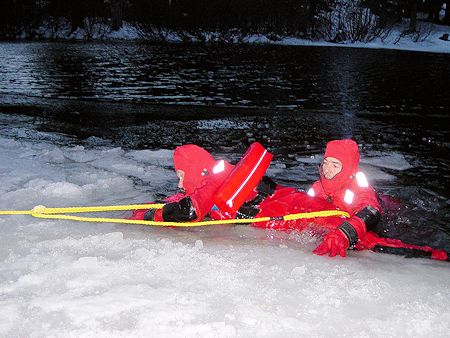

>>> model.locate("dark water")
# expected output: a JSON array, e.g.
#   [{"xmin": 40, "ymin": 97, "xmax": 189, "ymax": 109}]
[
  {"xmin": 1, "ymin": 42, "xmax": 449, "ymax": 251},
  {"xmin": 1, "ymin": 42, "xmax": 450, "ymax": 112}
]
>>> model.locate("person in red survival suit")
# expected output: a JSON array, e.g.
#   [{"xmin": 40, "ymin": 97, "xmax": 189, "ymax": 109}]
[
  {"xmin": 132, "ymin": 141, "xmax": 448, "ymax": 261},
  {"xmin": 136, "ymin": 144, "xmax": 235, "ymax": 222},
  {"xmin": 305, "ymin": 139, "xmax": 382, "ymax": 257},
  {"xmin": 134, "ymin": 141, "xmax": 276, "ymax": 223},
  {"xmin": 305, "ymin": 139, "xmax": 448, "ymax": 260}
]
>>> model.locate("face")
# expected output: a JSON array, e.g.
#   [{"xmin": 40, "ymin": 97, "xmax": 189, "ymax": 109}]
[
  {"xmin": 176, "ymin": 170, "xmax": 185, "ymax": 189},
  {"xmin": 321, "ymin": 157, "xmax": 342, "ymax": 180}
]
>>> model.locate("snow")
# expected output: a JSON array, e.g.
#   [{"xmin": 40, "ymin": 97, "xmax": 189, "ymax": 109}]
[
  {"xmin": 0, "ymin": 113, "xmax": 449, "ymax": 336},
  {"xmin": 28, "ymin": 18, "xmax": 450, "ymax": 54}
]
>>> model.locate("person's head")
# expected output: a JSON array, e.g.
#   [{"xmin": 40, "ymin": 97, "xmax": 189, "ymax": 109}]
[
  {"xmin": 321, "ymin": 156, "xmax": 343, "ymax": 180},
  {"xmin": 173, "ymin": 144, "xmax": 217, "ymax": 195},
  {"xmin": 320, "ymin": 139, "xmax": 360, "ymax": 193}
]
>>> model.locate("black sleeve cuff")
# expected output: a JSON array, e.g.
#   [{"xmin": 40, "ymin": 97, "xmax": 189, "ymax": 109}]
[
  {"xmin": 143, "ymin": 209, "xmax": 156, "ymax": 221},
  {"xmin": 338, "ymin": 221, "xmax": 359, "ymax": 248},
  {"xmin": 355, "ymin": 206, "xmax": 381, "ymax": 231}
]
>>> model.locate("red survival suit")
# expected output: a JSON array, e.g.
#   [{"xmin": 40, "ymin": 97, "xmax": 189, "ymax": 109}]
[
  {"xmin": 299, "ymin": 139, "xmax": 446, "ymax": 260},
  {"xmin": 133, "ymin": 142, "xmax": 345, "ymax": 231},
  {"xmin": 132, "ymin": 144, "xmax": 235, "ymax": 222},
  {"xmin": 132, "ymin": 141, "xmax": 448, "ymax": 261}
]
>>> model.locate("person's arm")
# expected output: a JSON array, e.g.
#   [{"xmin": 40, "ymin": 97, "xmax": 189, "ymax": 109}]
[
  {"xmin": 314, "ymin": 185, "xmax": 381, "ymax": 257},
  {"xmin": 141, "ymin": 193, "xmax": 197, "ymax": 222},
  {"xmin": 144, "ymin": 175, "xmax": 225, "ymax": 222},
  {"xmin": 236, "ymin": 176, "xmax": 277, "ymax": 218}
]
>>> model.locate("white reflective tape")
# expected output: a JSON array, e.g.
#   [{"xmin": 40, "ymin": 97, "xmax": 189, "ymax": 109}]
[
  {"xmin": 307, "ymin": 188, "xmax": 315, "ymax": 197},
  {"xmin": 212, "ymin": 160, "xmax": 225, "ymax": 174},
  {"xmin": 344, "ymin": 189, "xmax": 354, "ymax": 204},
  {"xmin": 355, "ymin": 171, "xmax": 368, "ymax": 188}
]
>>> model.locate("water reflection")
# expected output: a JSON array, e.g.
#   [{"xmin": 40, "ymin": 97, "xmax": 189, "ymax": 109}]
[{"xmin": 1, "ymin": 42, "xmax": 449, "ymax": 113}]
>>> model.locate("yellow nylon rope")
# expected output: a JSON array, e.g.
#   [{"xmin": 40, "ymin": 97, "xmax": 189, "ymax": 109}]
[
  {"xmin": 0, "ymin": 203, "xmax": 349, "ymax": 227},
  {"xmin": 0, "ymin": 203, "xmax": 164, "ymax": 215}
]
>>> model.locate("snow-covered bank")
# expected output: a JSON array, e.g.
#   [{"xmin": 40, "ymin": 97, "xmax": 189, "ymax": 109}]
[
  {"xmin": 29, "ymin": 19, "xmax": 450, "ymax": 54},
  {"xmin": 258, "ymin": 23, "xmax": 450, "ymax": 54},
  {"xmin": 0, "ymin": 113, "xmax": 449, "ymax": 337}
]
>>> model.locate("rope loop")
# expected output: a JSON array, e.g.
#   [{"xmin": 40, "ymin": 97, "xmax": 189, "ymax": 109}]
[{"xmin": 1, "ymin": 203, "xmax": 349, "ymax": 227}]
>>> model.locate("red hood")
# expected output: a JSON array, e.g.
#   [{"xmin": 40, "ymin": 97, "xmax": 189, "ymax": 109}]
[
  {"xmin": 320, "ymin": 139, "xmax": 360, "ymax": 196},
  {"xmin": 174, "ymin": 144, "xmax": 216, "ymax": 195},
  {"xmin": 174, "ymin": 144, "xmax": 233, "ymax": 195}
]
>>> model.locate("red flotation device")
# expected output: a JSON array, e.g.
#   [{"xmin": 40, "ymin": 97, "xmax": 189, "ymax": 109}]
[{"xmin": 213, "ymin": 142, "xmax": 273, "ymax": 213}]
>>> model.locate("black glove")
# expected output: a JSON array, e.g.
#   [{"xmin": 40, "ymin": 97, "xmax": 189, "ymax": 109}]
[
  {"xmin": 236, "ymin": 201, "xmax": 260, "ymax": 219},
  {"xmin": 162, "ymin": 196, "xmax": 197, "ymax": 222},
  {"xmin": 256, "ymin": 176, "xmax": 277, "ymax": 197},
  {"xmin": 143, "ymin": 209, "xmax": 156, "ymax": 221}
]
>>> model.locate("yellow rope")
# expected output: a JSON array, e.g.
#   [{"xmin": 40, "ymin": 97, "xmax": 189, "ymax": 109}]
[
  {"xmin": 0, "ymin": 203, "xmax": 164, "ymax": 215},
  {"xmin": 1, "ymin": 203, "xmax": 349, "ymax": 227}
]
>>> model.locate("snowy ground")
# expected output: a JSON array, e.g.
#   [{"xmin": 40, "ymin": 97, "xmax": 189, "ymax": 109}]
[
  {"xmin": 0, "ymin": 113, "xmax": 449, "ymax": 337},
  {"xmin": 30, "ymin": 15, "xmax": 450, "ymax": 55},
  {"xmin": 97, "ymin": 22, "xmax": 450, "ymax": 55}
]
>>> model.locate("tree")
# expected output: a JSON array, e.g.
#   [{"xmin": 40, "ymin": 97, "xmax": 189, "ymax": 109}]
[
  {"xmin": 407, "ymin": 0, "xmax": 420, "ymax": 32},
  {"xmin": 110, "ymin": 0, "xmax": 125, "ymax": 30},
  {"xmin": 425, "ymin": 0, "xmax": 442, "ymax": 23},
  {"xmin": 444, "ymin": 1, "xmax": 450, "ymax": 24}
]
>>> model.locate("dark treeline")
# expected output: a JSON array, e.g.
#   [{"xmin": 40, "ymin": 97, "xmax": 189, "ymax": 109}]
[{"xmin": 1, "ymin": 0, "xmax": 449, "ymax": 41}]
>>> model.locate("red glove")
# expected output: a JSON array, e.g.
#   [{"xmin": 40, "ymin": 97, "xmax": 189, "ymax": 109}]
[
  {"xmin": 431, "ymin": 250, "xmax": 448, "ymax": 261},
  {"xmin": 313, "ymin": 230, "xmax": 350, "ymax": 258}
]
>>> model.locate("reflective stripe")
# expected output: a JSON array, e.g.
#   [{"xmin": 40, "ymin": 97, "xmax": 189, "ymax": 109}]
[
  {"xmin": 355, "ymin": 171, "xmax": 369, "ymax": 188},
  {"xmin": 344, "ymin": 189, "xmax": 354, "ymax": 204},
  {"xmin": 212, "ymin": 160, "xmax": 225, "ymax": 174},
  {"xmin": 307, "ymin": 188, "xmax": 315, "ymax": 197},
  {"xmin": 226, "ymin": 149, "xmax": 268, "ymax": 208}
]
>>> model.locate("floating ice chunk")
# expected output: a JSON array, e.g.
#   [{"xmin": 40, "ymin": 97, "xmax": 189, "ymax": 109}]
[
  {"xmin": 41, "ymin": 148, "xmax": 66, "ymax": 163},
  {"xmin": 112, "ymin": 163, "xmax": 145, "ymax": 175},
  {"xmin": 361, "ymin": 152, "xmax": 413, "ymax": 171},
  {"xmin": 63, "ymin": 146, "xmax": 99, "ymax": 163},
  {"xmin": 42, "ymin": 182, "xmax": 84, "ymax": 199},
  {"xmin": 359, "ymin": 164, "xmax": 396, "ymax": 182},
  {"xmin": 127, "ymin": 149, "xmax": 173, "ymax": 166},
  {"xmin": 196, "ymin": 119, "xmax": 250, "ymax": 130}
]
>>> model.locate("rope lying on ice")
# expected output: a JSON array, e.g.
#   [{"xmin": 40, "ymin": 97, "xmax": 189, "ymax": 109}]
[{"xmin": 0, "ymin": 203, "xmax": 349, "ymax": 227}]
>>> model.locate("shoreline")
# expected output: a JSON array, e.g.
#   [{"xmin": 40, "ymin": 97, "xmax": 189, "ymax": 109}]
[
  {"xmin": 2, "ymin": 36, "xmax": 449, "ymax": 55},
  {"xmin": 2, "ymin": 20, "xmax": 449, "ymax": 55}
]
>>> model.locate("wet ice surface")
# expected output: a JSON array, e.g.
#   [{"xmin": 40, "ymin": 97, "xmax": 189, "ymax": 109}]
[{"xmin": 0, "ymin": 112, "xmax": 449, "ymax": 336}]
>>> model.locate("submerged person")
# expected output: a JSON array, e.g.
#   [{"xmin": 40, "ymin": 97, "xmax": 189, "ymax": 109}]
[
  {"xmin": 132, "ymin": 142, "xmax": 275, "ymax": 223},
  {"xmin": 132, "ymin": 141, "xmax": 448, "ymax": 261},
  {"xmin": 137, "ymin": 144, "xmax": 235, "ymax": 223},
  {"xmin": 254, "ymin": 139, "xmax": 448, "ymax": 260},
  {"xmin": 307, "ymin": 139, "xmax": 382, "ymax": 257}
]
